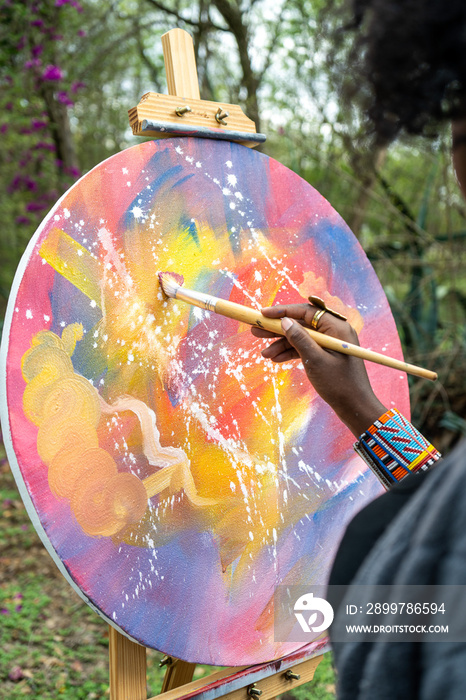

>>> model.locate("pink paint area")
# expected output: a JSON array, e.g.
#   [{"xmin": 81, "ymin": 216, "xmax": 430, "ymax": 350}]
[{"xmin": 1, "ymin": 138, "xmax": 409, "ymax": 664}]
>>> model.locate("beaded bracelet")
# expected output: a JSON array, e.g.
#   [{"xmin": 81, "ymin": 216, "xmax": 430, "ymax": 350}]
[{"xmin": 354, "ymin": 408, "xmax": 442, "ymax": 489}]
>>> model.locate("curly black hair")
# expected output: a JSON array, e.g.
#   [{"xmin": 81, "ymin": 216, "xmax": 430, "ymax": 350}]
[{"xmin": 346, "ymin": 0, "xmax": 466, "ymax": 141}]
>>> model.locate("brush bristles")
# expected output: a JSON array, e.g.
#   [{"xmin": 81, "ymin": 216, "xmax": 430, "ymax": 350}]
[{"xmin": 158, "ymin": 271, "xmax": 184, "ymax": 299}]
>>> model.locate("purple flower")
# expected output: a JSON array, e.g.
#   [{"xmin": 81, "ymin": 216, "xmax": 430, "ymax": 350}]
[
  {"xmin": 31, "ymin": 19, "xmax": 44, "ymax": 27},
  {"xmin": 26, "ymin": 201, "xmax": 48, "ymax": 212},
  {"xmin": 71, "ymin": 80, "xmax": 85, "ymax": 93},
  {"xmin": 25, "ymin": 58, "xmax": 42, "ymax": 70},
  {"xmin": 65, "ymin": 166, "xmax": 81, "ymax": 178},
  {"xmin": 42, "ymin": 65, "xmax": 63, "ymax": 81},
  {"xmin": 8, "ymin": 666, "xmax": 24, "ymax": 682},
  {"xmin": 16, "ymin": 36, "xmax": 26, "ymax": 50},
  {"xmin": 25, "ymin": 177, "xmax": 38, "ymax": 192},
  {"xmin": 32, "ymin": 44, "xmax": 43, "ymax": 57},
  {"xmin": 1, "ymin": 124, "xmax": 8, "ymax": 134},
  {"xmin": 8, "ymin": 176, "xmax": 22, "ymax": 194},
  {"xmin": 19, "ymin": 155, "xmax": 32, "ymax": 167},
  {"xmin": 21, "ymin": 524, "xmax": 29, "ymax": 530},
  {"xmin": 1, "ymin": 609, "xmax": 9, "ymax": 615},
  {"xmin": 5, "ymin": 102, "xmax": 13, "ymax": 111},
  {"xmin": 31, "ymin": 119, "xmax": 47, "ymax": 131},
  {"xmin": 50, "ymin": 34, "xmax": 64, "ymax": 41},
  {"xmin": 13, "ymin": 594, "xmax": 24, "ymax": 600},
  {"xmin": 57, "ymin": 91, "xmax": 74, "ymax": 106},
  {"xmin": 35, "ymin": 141, "xmax": 56, "ymax": 151},
  {"xmin": 56, "ymin": 0, "xmax": 83, "ymax": 9},
  {"xmin": 77, "ymin": 29, "xmax": 86, "ymax": 37},
  {"xmin": 15, "ymin": 605, "xmax": 23, "ymax": 612},
  {"xmin": 2, "ymin": 499, "xmax": 13, "ymax": 507},
  {"xmin": 15, "ymin": 216, "xmax": 30, "ymax": 225}
]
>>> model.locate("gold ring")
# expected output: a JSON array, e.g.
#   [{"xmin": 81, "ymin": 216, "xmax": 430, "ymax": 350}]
[
  {"xmin": 308, "ymin": 295, "xmax": 347, "ymax": 321},
  {"xmin": 311, "ymin": 308, "xmax": 326, "ymax": 330}
]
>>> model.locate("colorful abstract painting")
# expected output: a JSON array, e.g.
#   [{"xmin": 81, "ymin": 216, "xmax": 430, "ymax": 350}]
[{"xmin": 0, "ymin": 138, "xmax": 409, "ymax": 665}]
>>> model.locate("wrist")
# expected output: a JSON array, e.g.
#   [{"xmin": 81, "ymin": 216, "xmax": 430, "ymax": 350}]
[
  {"xmin": 354, "ymin": 408, "xmax": 442, "ymax": 488},
  {"xmin": 336, "ymin": 397, "xmax": 388, "ymax": 438}
]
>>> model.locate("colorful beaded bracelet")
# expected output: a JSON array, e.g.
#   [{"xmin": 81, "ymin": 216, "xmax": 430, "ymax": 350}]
[{"xmin": 354, "ymin": 408, "xmax": 442, "ymax": 489}]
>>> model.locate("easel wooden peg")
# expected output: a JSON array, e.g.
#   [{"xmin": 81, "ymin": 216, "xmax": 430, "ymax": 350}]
[
  {"xmin": 161, "ymin": 28, "xmax": 200, "ymax": 100},
  {"xmin": 128, "ymin": 28, "xmax": 266, "ymax": 147}
]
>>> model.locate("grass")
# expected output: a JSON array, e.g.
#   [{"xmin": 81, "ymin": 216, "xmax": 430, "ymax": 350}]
[{"xmin": 0, "ymin": 440, "xmax": 336, "ymax": 699}]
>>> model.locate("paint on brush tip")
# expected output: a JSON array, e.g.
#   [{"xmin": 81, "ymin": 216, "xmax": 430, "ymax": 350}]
[{"xmin": 158, "ymin": 271, "xmax": 185, "ymax": 296}]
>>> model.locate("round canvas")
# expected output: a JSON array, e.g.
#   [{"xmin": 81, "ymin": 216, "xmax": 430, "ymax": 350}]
[{"xmin": 0, "ymin": 138, "xmax": 409, "ymax": 665}]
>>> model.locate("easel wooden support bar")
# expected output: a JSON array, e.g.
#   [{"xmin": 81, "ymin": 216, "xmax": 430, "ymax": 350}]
[
  {"xmin": 148, "ymin": 654, "xmax": 323, "ymax": 700},
  {"xmin": 109, "ymin": 625, "xmax": 328, "ymax": 700},
  {"xmin": 109, "ymin": 626, "xmax": 147, "ymax": 700},
  {"xmin": 160, "ymin": 657, "xmax": 197, "ymax": 693}
]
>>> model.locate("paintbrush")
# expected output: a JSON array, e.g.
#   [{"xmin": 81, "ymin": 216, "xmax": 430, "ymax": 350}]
[{"xmin": 158, "ymin": 272, "xmax": 437, "ymax": 381}]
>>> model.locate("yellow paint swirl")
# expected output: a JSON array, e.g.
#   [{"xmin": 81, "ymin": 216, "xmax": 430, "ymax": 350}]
[{"xmin": 21, "ymin": 324, "xmax": 148, "ymax": 537}]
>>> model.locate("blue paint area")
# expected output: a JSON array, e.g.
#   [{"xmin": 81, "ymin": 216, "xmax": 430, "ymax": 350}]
[
  {"xmin": 179, "ymin": 216, "xmax": 201, "ymax": 247},
  {"xmin": 172, "ymin": 173, "xmax": 196, "ymax": 189},
  {"xmin": 123, "ymin": 160, "xmax": 184, "ymax": 230}
]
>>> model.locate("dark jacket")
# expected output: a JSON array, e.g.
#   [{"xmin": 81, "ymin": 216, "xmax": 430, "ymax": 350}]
[{"xmin": 329, "ymin": 439, "xmax": 466, "ymax": 699}]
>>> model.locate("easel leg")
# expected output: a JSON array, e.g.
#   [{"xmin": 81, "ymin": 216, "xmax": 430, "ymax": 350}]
[
  {"xmin": 109, "ymin": 626, "xmax": 147, "ymax": 700},
  {"xmin": 160, "ymin": 657, "xmax": 196, "ymax": 693}
]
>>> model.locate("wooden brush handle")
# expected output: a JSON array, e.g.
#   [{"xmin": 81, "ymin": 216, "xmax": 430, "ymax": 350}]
[
  {"xmin": 214, "ymin": 299, "xmax": 437, "ymax": 381},
  {"xmin": 171, "ymin": 287, "xmax": 437, "ymax": 381}
]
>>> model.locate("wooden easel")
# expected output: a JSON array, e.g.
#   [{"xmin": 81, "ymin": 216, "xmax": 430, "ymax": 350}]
[
  {"xmin": 109, "ymin": 27, "xmax": 327, "ymax": 700},
  {"xmin": 109, "ymin": 624, "xmax": 326, "ymax": 700}
]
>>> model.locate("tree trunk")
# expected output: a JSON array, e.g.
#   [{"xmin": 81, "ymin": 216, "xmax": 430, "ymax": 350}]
[{"xmin": 41, "ymin": 83, "xmax": 79, "ymax": 178}]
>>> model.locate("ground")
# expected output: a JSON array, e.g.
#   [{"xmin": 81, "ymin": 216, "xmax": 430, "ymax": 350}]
[{"xmin": 0, "ymin": 439, "xmax": 336, "ymax": 699}]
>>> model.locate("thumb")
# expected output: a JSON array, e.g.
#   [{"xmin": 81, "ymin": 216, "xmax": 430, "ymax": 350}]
[{"xmin": 281, "ymin": 317, "xmax": 321, "ymax": 361}]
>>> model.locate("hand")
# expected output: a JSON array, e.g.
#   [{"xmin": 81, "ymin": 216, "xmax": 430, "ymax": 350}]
[{"xmin": 251, "ymin": 303, "xmax": 387, "ymax": 437}]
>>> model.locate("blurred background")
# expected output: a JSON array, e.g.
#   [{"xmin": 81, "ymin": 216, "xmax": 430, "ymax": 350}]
[{"xmin": 0, "ymin": 0, "xmax": 465, "ymax": 696}]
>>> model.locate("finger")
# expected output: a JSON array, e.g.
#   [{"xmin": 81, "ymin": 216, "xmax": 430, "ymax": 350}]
[
  {"xmin": 263, "ymin": 304, "xmax": 357, "ymax": 343},
  {"xmin": 261, "ymin": 304, "xmax": 316, "ymax": 324},
  {"xmin": 251, "ymin": 327, "xmax": 281, "ymax": 339},
  {"xmin": 266, "ymin": 348, "xmax": 300, "ymax": 363},
  {"xmin": 261, "ymin": 336, "xmax": 294, "ymax": 359},
  {"xmin": 280, "ymin": 317, "xmax": 324, "ymax": 363}
]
